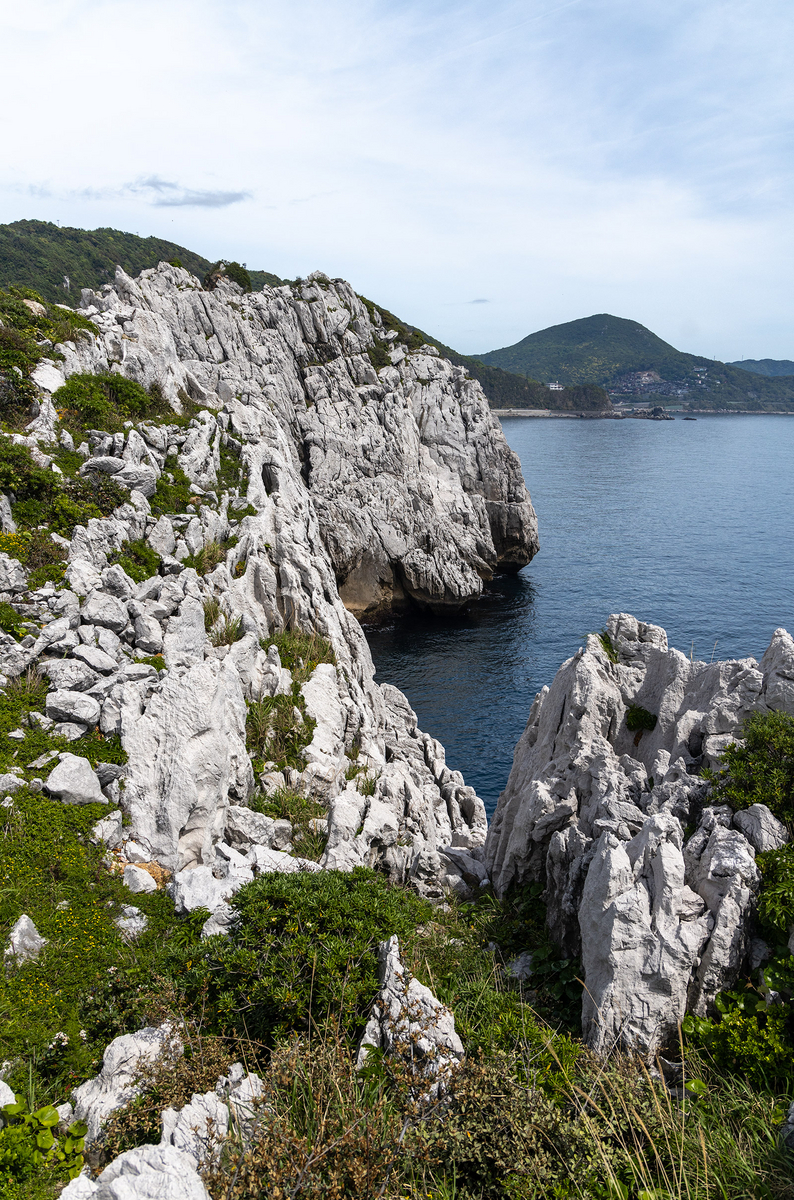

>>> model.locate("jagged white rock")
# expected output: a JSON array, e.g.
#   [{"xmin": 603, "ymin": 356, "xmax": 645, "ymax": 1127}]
[
  {"xmin": 45, "ymin": 754, "xmax": 105, "ymax": 806},
  {"xmin": 357, "ymin": 936, "xmax": 464, "ymax": 1098},
  {"xmin": 72, "ymin": 1025, "xmax": 182, "ymax": 1144},
  {"xmin": 4, "ymin": 914, "xmax": 47, "ymax": 964},
  {"xmin": 485, "ymin": 615, "xmax": 794, "ymax": 1056}
]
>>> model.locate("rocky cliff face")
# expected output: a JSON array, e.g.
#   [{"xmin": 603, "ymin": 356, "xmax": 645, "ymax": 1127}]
[
  {"xmin": 485, "ymin": 613, "xmax": 794, "ymax": 1057},
  {"xmin": 64, "ymin": 264, "xmax": 538, "ymax": 616},
  {"xmin": 0, "ymin": 262, "xmax": 539, "ymax": 910}
]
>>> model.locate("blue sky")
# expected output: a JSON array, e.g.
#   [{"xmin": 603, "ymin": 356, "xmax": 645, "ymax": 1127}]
[{"xmin": 2, "ymin": 0, "xmax": 793, "ymax": 359}]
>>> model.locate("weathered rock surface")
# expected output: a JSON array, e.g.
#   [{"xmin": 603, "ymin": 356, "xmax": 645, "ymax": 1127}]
[
  {"xmin": 45, "ymin": 754, "xmax": 105, "ymax": 806},
  {"xmin": 485, "ymin": 615, "xmax": 794, "ymax": 1057},
  {"xmin": 357, "ymin": 935, "xmax": 464, "ymax": 1097},
  {"xmin": 4, "ymin": 914, "xmax": 47, "ymax": 964},
  {"xmin": 73, "ymin": 1024, "xmax": 183, "ymax": 1145}
]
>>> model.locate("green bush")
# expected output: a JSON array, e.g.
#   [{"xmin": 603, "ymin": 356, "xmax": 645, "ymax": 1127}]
[
  {"xmin": 246, "ymin": 693, "xmax": 316, "ymax": 771},
  {"xmin": 366, "ymin": 338, "xmax": 391, "ymax": 371},
  {"xmin": 184, "ymin": 537, "xmax": 237, "ymax": 576},
  {"xmin": 625, "ymin": 704, "xmax": 658, "ymax": 733},
  {"xmin": 756, "ymin": 843, "xmax": 794, "ymax": 934},
  {"xmin": 597, "ymin": 630, "xmax": 618, "ymax": 663},
  {"xmin": 683, "ymin": 996, "xmax": 794, "ymax": 1092},
  {"xmin": 0, "ymin": 1097, "xmax": 86, "ymax": 1182},
  {"xmin": 716, "ymin": 709, "xmax": 794, "ymax": 825},
  {"xmin": 0, "ymin": 602, "xmax": 26, "ymax": 640},
  {"xmin": 53, "ymin": 373, "xmax": 168, "ymax": 436},
  {"xmin": 0, "ymin": 437, "xmax": 58, "ymax": 520},
  {"xmin": 188, "ymin": 869, "xmax": 431, "ymax": 1045},
  {"xmin": 108, "ymin": 539, "xmax": 160, "ymax": 584},
  {"xmin": 203, "ymin": 261, "xmax": 251, "ymax": 293}
]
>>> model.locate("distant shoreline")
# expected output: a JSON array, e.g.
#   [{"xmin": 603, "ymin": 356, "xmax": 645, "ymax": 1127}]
[{"xmin": 493, "ymin": 407, "xmax": 794, "ymax": 419}]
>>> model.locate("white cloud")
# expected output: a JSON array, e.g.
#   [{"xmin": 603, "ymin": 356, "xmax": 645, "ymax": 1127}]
[{"xmin": 1, "ymin": 0, "xmax": 793, "ymax": 358}]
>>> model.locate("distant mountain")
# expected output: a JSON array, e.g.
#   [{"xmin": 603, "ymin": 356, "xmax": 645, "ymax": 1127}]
[
  {"xmin": 726, "ymin": 358, "xmax": 794, "ymax": 378},
  {"xmin": 0, "ymin": 219, "xmax": 282, "ymax": 304},
  {"xmin": 476, "ymin": 313, "xmax": 794, "ymax": 411}
]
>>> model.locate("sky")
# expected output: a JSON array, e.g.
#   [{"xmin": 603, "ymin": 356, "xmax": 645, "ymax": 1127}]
[{"xmin": 1, "ymin": 0, "xmax": 793, "ymax": 360}]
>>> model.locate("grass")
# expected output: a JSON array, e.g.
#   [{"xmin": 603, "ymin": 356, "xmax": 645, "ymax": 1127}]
[{"xmin": 251, "ymin": 786, "xmax": 327, "ymax": 862}]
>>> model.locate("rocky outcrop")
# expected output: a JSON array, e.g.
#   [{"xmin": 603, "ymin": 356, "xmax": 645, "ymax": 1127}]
[
  {"xmin": 485, "ymin": 614, "xmax": 794, "ymax": 1057},
  {"xmin": 0, "ymin": 262, "xmax": 527, "ymax": 910},
  {"xmin": 357, "ymin": 936, "xmax": 464, "ymax": 1098},
  {"xmin": 66, "ymin": 263, "xmax": 538, "ymax": 616}
]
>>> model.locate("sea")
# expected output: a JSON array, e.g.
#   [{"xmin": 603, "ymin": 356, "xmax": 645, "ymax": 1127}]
[{"xmin": 364, "ymin": 414, "xmax": 794, "ymax": 817}]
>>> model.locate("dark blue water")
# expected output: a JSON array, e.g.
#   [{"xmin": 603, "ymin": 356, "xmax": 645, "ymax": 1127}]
[{"xmin": 365, "ymin": 415, "xmax": 794, "ymax": 816}]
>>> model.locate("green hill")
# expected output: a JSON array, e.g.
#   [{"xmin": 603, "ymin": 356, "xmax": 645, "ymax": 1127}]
[
  {"xmin": 0, "ymin": 219, "xmax": 282, "ymax": 304},
  {"xmin": 726, "ymin": 358, "xmax": 794, "ymax": 378},
  {"xmin": 476, "ymin": 313, "xmax": 794, "ymax": 411}
]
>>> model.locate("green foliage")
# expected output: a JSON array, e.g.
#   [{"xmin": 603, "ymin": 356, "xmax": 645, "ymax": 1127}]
[
  {"xmin": 166, "ymin": 259, "xmax": 183, "ymax": 269},
  {"xmin": 135, "ymin": 654, "xmax": 165, "ymax": 671},
  {"xmin": 715, "ymin": 709, "xmax": 794, "ymax": 825},
  {"xmin": 203, "ymin": 261, "xmax": 252, "ymax": 294},
  {"xmin": 184, "ymin": 537, "xmax": 237, "ymax": 576},
  {"xmin": 598, "ymin": 630, "xmax": 618, "ymax": 663},
  {"xmin": 0, "ymin": 603, "xmax": 26, "ymax": 640},
  {"xmin": 209, "ymin": 613, "xmax": 243, "ymax": 647},
  {"xmin": 108, "ymin": 539, "xmax": 160, "ymax": 584},
  {"xmin": 150, "ymin": 461, "xmax": 194, "ymax": 514},
  {"xmin": 252, "ymin": 787, "xmax": 327, "ymax": 861},
  {"xmin": 683, "ymin": 989, "xmax": 794, "ymax": 1092},
  {"xmin": 260, "ymin": 628, "xmax": 335, "ymax": 683},
  {"xmin": 756, "ymin": 843, "xmax": 794, "ymax": 934},
  {"xmin": 0, "ymin": 1097, "xmax": 86, "ymax": 1182},
  {"xmin": 218, "ymin": 443, "xmax": 245, "ymax": 492},
  {"xmin": 246, "ymin": 693, "xmax": 316, "ymax": 772},
  {"xmin": 53, "ymin": 373, "xmax": 168, "ymax": 437},
  {"xmin": 0, "ymin": 435, "xmax": 126, "ymax": 532},
  {"xmin": 0, "ymin": 220, "xmax": 215, "ymax": 303},
  {"xmin": 187, "ymin": 868, "xmax": 432, "ymax": 1045},
  {"xmin": 366, "ymin": 338, "xmax": 391, "ymax": 371},
  {"xmin": 626, "ymin": 704, "xmax": 658, "ymax": 733}
]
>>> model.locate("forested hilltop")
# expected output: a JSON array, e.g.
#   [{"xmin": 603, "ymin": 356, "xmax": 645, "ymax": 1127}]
[
  {"xmin": 477, "ymin": 312, "xmax": 794, "ymax": 410},
  {"xmin": 0, "ymin": 220, "xmax": 282, "ymax": 306}
]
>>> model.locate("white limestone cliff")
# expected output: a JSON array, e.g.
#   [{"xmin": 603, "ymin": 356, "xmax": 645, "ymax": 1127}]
[
  {"xmin": 0, "ymin": 262, "xmax": 535, "ymax": 906},
  {"xmin": 485, "ymin": 613, "xmax": 794, "ymax": 1057}
]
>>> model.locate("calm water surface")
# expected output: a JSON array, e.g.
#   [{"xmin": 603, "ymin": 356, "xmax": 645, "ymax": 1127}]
[{"xmin": 365, "ymin": 415, "xmax": 794, "ymax": 816}]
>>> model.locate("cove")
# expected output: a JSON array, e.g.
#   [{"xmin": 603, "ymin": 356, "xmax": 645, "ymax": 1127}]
[{"xmin": 365, "ymin": 414, "xmax": 794, "ymax": 816}]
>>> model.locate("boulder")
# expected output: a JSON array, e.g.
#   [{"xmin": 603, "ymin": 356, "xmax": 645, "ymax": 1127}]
[
  {"xmin": 72, "ymin": 1025, "xmax": 182, "ymax": 1145},
  {"xmin": 73, "ymin": 644, "xmax": 120, "ymax": 674},
  {"xmin": 46, "ymin": 754, "xmax": 105, "ymax": 805},
  {"xmin": 60, "ymin": 1143, "xmax": 211, "ymax": 1199},
  {"xmin": 123, "ymin": 865, "xmax": 158, "ymax": 894},
  {"xmin": 114, "ymin": 905, "xmax": 148, "ymax": 941},
  {"xmin": 4, "ymin": 914, "xmax": 46, "ymax": 963},
  {"xmin": 733, "ymin": 804, "xmax": 789, "ymax": 853},
  {"xmin": 46, "ymin": 689, "xmax": 101, "ymax": 728}
]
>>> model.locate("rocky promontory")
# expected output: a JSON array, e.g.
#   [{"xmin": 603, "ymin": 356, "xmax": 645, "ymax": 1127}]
[{"xmin": 486, "ymin": 612, "xmax": 794, "ymax": 1056}]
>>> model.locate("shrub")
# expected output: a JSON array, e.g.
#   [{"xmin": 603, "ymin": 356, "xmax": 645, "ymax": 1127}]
[
  {"xmin": 0, "ymin": 1097, "xmax": 86, "ymax": 1183},
  {"xmin": 53, "ymin": 373, "xmax": 168, "ymax": 436},
  {"xmin": 683, "ymin": 995, "xmax": 794, "ymax": 1092},
  {"xmin": 246, "ymin": 693, "xmax": 316, "ymax": 770},
  {"xmin": 187, "ymin": 868, "xmax": 432, "ymax": 1045},
  {"xmin": 252, "ymin": 786, "xmax": 327, "ymax": 862},
  {"xmin": 203, "ymin": 261, "xmax": 252, "ymax": 294},
  {"xmin": 716, "ymin": 709, "xmax": 794, "ymax": 825},
  {"xmin": 108, "ymin": 539, "xmax": 160, "ymax": 583},
  {"xmin": 0, "ymin": 436, "xmax": 58, "ymax": 521},
  {"xmin": 260, "ymin": 628, "xmax": 335, "ymax": 683},
  {"xmin": 184, "ymin": 537, "xmax": 237, "ymax": 576},
  {"xmin": 626, "ymin": 703, "xmax": 658, "ymax": 733},
  {"xmin": 756, "ymin": 843, "xmax": 794, "ymax": 935},
  {"xmin": 0, "ymin": 602, "xmax": 27, "ymax": 640},
  {"xmin": 366, "ymin": 338, "xmax": 391, "ymax": 371},
  {"xmin": 150, "ymin": 461, "xmax": 194, "ymax": 514}
]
